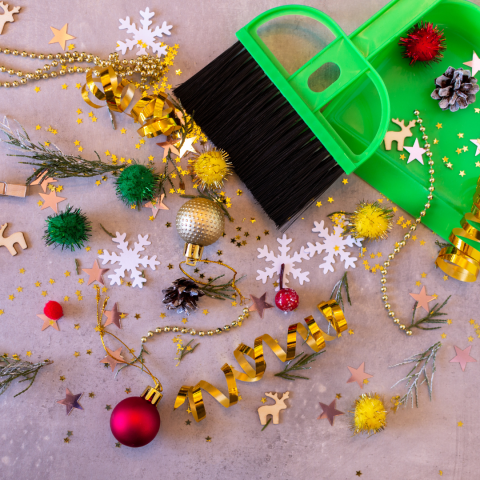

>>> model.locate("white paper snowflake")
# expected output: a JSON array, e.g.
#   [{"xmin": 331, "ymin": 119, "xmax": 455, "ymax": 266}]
[
  {"xmin": 98, "ymin": 232, "xmax": 160, "ymax": 288},
  {"xmin": 116, "ymin": 7, "xmax": 172, "ymax": 56},
  {"xmin": 256, "ymin": 234, "xmax": 310, "ymax": 290},
  {"xmin": 305, "ymin": 221, "xmax": 362, "ymax": 274}
]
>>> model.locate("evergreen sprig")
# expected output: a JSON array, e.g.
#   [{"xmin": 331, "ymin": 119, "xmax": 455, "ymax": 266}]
[
  {"xmin": 330, "ymin": 272, "xmax": 351, "ymax": 310},
  {"xmin": 175, "ymin": 339, "xmax": 200, "ymax": 364},
  {"xmin": 274, "ymin": 351, "xmax": 324, "ymax": 381},
  {"xmin": 410, "ymin": 295, "xmax": 450, "ymax": 330},
  {"xmin": 0, "ymin": 117, "xmax": 123, "ymax": 184},
  {"xmin": 390, "ymin": 341, "xmax": 442, "ymax": 407},
  {"xmin": 115, "ymin": 344, "xmax": 149, "ymax": 379},
  {"xmin": 0, "ymin": 356, "xmax": 53, "ymax": 397},
  {"xmin": 199, "ymin": 274, "xmax": 246, "ymax": 300}
]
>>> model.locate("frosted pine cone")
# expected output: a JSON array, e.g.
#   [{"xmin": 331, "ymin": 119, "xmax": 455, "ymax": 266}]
[
  {"xmin": 431, "ymin": 66, "xmax": 478, "ymax": 112},
  {"xmin": 162, "ymin": 277, "xmax": 205, "ymax": 315}
]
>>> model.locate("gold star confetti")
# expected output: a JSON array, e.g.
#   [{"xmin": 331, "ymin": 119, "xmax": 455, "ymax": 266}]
[
  {"xmin": 335, "ymin": 393, "xmax": 342, "ymax": 399},
  {"xmin": 399, "ymin": 154, "xmax": 406, "ymax": 160},
  {"xmin": 36, "ymin": 125, "xmax": 41, "ymax": 130},
  {"xmin": 420, "ymin": 240, "xmax": 426, "ymax": 246},
  {"xmin": 328, "ymin": 197, "xmax": 334, "ymax": 203},
  {"xmin": 441, "ymin": 333, "xmax": 447, "ymax": 339},
  {"xmin": 433, "ymin": 139, "xmax": 439, "ymax": 144},
  {"xmin": 77, "ymin": 118, "xmax": 82, "ymax": 124},
  {"xmin": 74, "ymin": 324, "xmax": 80, "ymax": 330},
  {"xmin": 176, "ymin": 69, "xmax": 182, "ymax": 75},
  {"xmin": 8, "ymin": 295, "xmax": 14, "ymax": 301},
  {"xmin": 447, "ymin": 319, "xmax": 452, "ymax": 325},
  {"xmin": 205, "ymin": 436, "xmax": 212, "ymax": 442},
  {"xmin": 458, "ymin": 421, "xmax": 463, "ymax": 427},
  {"xmin": 19, "ymin": 268, "xmax": 25, "ymax": 274},
  {"xmin": 34, "ymin": 86, "xmax": 40, "ymax": 93},
  {"xmin": 342, "ymin": 178, "xmax": 348, "ymax": 185},
  {"xmin": 60, "ymin": 375, "xmax": 65, "ymax": 381},
  {"xmin": 62, "ymin": 84, "xmax": 68, "ymax": 90},
  {"xmin": 74, "ymin": 351, "xmax": 80, "ymax": 357},
  {"xmin": 160, "ymin": 313, "xmax": 166, "ymax": 319},
  {"xmin": 460, "ymin": 171, "xmax": 466, "ymax": 177},
  {"xmin": 436, "ymin": 123, "xmax": 442, "ymax": 129},
  {"xmin": 26, "ymin": 351, "xmax": 31, "ymax": 357},
  {"xmin": 134, "ymin": 314, "xmax": 141, "ymax": 319},
  {"xmin": 458, "ymin": 133, "xmax": 464, "ymax": 138},
  {"xmin": 35, "ymin": 281, "xmax": 41, "ymax": 287}
]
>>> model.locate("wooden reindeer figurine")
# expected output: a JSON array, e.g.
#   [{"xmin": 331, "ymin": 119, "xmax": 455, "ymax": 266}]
[
  {"xmin": 0, "ymin": 223, "xmax": 27, "ymax": 256},
  {"xmin": 0, "ymin": 2, "xmax": 21, "ymax": 35},
  {"xmin": 258, "ymin": 392, "xmax": 290, "ymax": 425},
  {"xmin": 384, "ymin": 118, "xmax": 417, "ymax": 151}
]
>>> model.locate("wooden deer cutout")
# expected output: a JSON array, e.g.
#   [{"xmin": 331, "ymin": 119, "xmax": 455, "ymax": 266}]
[
  {"xmin": 0, "ymin": 223, "xmax": 27, "ymax": 256},
  {"xmin": 0, "ymin": 2, "xmax": 21, "ymax": 35},
  {"xmin": 384, "ymin": 118, "xmax": 417, "ymax": 151},
  {"xmin": 258, "ymin": 392, "xmax": 290, "ymax": 425}
]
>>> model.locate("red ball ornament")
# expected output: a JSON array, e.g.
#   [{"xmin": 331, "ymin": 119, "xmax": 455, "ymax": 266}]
[
  {"xmin": 274, "ymin": 264, "xmax": 299, "ymax": 312},
  {"xmin": 110, "ymin": 396, "xmax": 160, "ymax": 448},
  {"xmin": 399, "ymin": 21, "xmax": 446, "ymax": 66},
  {"xmin": 43, "ymin": 300, "xmax": 63, "ymax": 320}
]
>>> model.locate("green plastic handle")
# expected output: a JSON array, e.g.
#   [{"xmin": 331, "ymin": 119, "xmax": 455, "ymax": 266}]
[{"xmin": 236, "ymin": 5, "xmax": 390, "ymax": 174}]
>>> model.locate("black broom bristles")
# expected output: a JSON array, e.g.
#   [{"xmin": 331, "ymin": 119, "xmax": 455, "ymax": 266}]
[{"xmin": 174, "ymin": 41, "xmax": 343, "ymax": 229}]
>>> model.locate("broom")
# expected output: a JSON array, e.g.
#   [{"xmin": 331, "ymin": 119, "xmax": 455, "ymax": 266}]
[{"xmin": 173, "ymin": 6, "xmax": 389, "ymax": 229}]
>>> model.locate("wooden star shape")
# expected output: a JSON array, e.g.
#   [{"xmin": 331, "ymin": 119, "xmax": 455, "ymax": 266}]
[
  {"xmin": 157, "ymin": 139, "xmax": 180, "ymax": 159},
  {"xmin": 464, "ymin": 51, "xmax": 480, "ymax": 77},
  {"xmin": 57, "ymin": 388, "xmax": 83, "ymax": 415},
  {"xmin": 38, "ymin": 314, "xmax": 60, "ymax": 331},
  {"xmin": 30, "ymin": 170, "xmax": 57, "ymax": 192},
  {"xmin": 178, "ymin": 136, "xmax": 197, "ymax": 158},
  {"xmin": 144, "ymin": 193, "xmax": 169, "ymax": 219},
  {"xmin": 409, "ymin": 285, "xmax": 435, "ymax": 312},
  {"xmin": 317, "ymin": 399, "xmax": 344, "ymax": 426},
  {"xmin": 450, "ymin": 345, "xmax": 477, "ymax": 371},
  {"xmin": 100, "ymin": 347, "xmax": 125, "ymax": 371},
  {"xmin": 347, "ymin": 362, "xmax": 373, "ymax": 388},
  {"xmin": 49, "ymin": 24, "xmax": 75, "ymax": 51},
  {"xmin": 82, "ymin": 259, "xmax": 109, "ymax": 285},
  {"xmin": 248, "ymin": 293, "xmax": 274, "ymax": 319},
  {"xmin": 104, "ymin": 303, "xmax": 126, "ymax": 329},
  {"xmin": 471, "ymin": 138, "xmax": 480, "ymax": 156},
  {"xmin": 404, "ymin": 138, "xmax": 426, "ymax": 165},
  {"xmin": 39, "ymin": 190, "xmax": 66, "ymax": 213}
]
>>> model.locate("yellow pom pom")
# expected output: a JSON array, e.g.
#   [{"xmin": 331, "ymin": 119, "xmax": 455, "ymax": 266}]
[
  {"xmin": 189, "ymin": 147, "xmax": 232, "ymax": 189},
  {"xmin": 345, "ymin": 201, "xmax": 394, "ymax": 241},
  {"xmin": 350, "ymin": 393, "xmax": 387, "ymax": 436}
]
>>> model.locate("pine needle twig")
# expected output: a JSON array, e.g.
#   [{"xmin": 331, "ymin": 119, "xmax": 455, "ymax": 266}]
[
  {"xmin": 329, "ymin": 272, "xmax": 351, "ymax": 310},
  {"xmin": 0, "ymin": 357, "xmax": 52, "ymax": 397},
  {"xmin": 410, "ymin": 295, "xmax": 450, "ymax": 330},
  {"xmin": 0, "ymin": 117, "xmax": 123, "ymax": 184},
  {"xmin": 115, "ymin": 345, "xmax": 149, "ymax": 379},
  {"xmin": 390, "ymin": 341, "xmax": 442, "ymax": 407},
  {"xmin": 435, "ymin": 240, "xmax": 450, "ymax": 251},
  {"xmin": 175, "ymin": 339, "xmax": 199, "ymax": 364},
  {"xmin": 274, "ymin": 351, "xmax": 324, "ymax": 381},
  {"xmin": 99, "ymin": 223, "xmax": 115, "ymax": 238},
  {"xmin": 198, "ymin": 274, "xmax": 246, "ymax": 300},
  {"xmin": 261, "ymin": 418, "xmax": 272, "ymax": 431},
  {"xmin": 75, "ymin": 259, "xmax": 80, "ymax": 275}
]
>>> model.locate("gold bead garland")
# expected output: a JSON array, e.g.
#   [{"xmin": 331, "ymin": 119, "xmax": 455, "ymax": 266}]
[
  {"xmin": 140, "ymin": 306, "xmax": 251, "ymax": 343},
  {"xmin": 0, "ymin": 48, "xmax": 178, "ymax": 90},
  {"xmin": 380, "ymin": 110, "xmax": 436, "ymax": 336}
]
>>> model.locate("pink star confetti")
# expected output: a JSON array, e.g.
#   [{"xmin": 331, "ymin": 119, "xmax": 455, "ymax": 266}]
[{"xmin": 450, "ymin": 345, "xmax": 476, "ymax": 371}]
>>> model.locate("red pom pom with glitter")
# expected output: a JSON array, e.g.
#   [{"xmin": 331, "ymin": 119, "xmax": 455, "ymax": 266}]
[
  {"xmin": 399, "ymin": 21, "xmax": 446, "ymax": 66},
  {"xmin": 110, "ymin": 396, "xmax": 160, "ymax": 448},
  {"xmin": 274, "ymin": 264, "xmax": 299, "ymax": 312},
  {"xmin": 43, "ymin": 300, "xmax": 63, "ymax": 320}
]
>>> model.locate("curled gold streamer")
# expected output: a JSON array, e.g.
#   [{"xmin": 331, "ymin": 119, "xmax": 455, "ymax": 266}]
[
  {"xmin": 436, "ymin": 176, "xmax": 480, "ymax": 282},
  {"xmin": 173, "ymin": 300, "xmax": 346, "ymax": 422},
  {"xmin": 82, "ymin": 66, "xmax": 182, "ymax": 139}
]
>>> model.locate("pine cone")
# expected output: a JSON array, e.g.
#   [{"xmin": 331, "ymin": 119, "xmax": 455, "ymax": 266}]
[
  {"xmin": 162, "ymin": 277, "xmax": 205, "ymax": 315},
  {"xmin": 431, "ymin": 66, "xmax": 479, "ymax": 112}
]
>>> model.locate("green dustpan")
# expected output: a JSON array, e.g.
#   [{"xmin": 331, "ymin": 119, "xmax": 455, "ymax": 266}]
[{"xmin": 237, "ymin": 0, "xmax": 479, "ymax": 240}]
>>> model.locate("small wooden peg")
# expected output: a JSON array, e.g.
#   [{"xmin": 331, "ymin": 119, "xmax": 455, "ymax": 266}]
[{"xmin": 0, "ymin": 182, "xmax": 27, "ymax": 197}]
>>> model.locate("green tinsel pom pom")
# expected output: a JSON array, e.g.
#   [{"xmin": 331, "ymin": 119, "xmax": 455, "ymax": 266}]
[
  {"xmin": 43, "ymin": 205, "xmax": 92, "ymax": 251},
  {"xmin": 115, "ymin": 164, "xmax": 159, "ymax": 207}
]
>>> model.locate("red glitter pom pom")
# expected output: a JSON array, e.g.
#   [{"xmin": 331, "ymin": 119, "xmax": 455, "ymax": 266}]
[
  {"xmin": 399, "ymin": 21, "xmax": 446, "ymax": 66},
  {"xmin": 274, "ymin": 263, "xmax": 299, "ymax": 312},
  {"xmin": 44, "ymin": 301, "xmax": 63, "ymax": 320}
]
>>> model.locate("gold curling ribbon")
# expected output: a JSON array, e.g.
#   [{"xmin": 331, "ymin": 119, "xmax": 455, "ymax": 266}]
[
  {"xmin": 173, "ymin": 300, "xmax": 346, "ymax": 422},
  {"xmin": 436, "ymin": 176, "xmax": 480, "ymax": 282},
  {"xmin": 179, "ymin": 259, "xmax": 246, "ymax": 305},
  {"xmin": 82, "ymin": 66, "xmax": 182, "ymax": 138}
]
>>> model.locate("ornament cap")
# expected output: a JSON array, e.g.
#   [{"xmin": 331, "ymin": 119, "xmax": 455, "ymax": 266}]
[
  {"xmin": 141, "ymin": 386, "xmax": 163, "ymax": 406},
  {"xmin": 183, "ymin": 243, "xmax": 204, "ymax": 266}
]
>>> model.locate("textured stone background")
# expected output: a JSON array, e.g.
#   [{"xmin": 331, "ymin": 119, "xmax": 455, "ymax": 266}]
[{"xmin": 0, "ymin": 1, "xmax": 478, "ymax": 479}]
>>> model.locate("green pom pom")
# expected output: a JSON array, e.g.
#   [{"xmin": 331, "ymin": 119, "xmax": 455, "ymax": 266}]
[
  {"xmin": 43, "ymin": 205, "xmax": 92, "ymax": 251},
  {"xmin": 115, "ymin": 164, "xmax": 159, "ymax": 207}
]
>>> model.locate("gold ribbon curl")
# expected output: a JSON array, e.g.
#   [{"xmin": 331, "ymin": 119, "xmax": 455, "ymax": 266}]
[
  {"xmin": 436, "ymin": 176, "xmax": 480, "ymax": 282},
  {"xmin": 173, "ymin": 300, "xmax": 346, "ymax": 422},
  {"xmin": 82, "ymin": 66, "xmax": 182, "ymax": 139}
]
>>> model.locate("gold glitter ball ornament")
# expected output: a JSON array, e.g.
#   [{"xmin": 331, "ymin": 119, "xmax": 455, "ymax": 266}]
[
  {"xmin": 176, "ymin": 197, "xmax": 224, "ymax": 265},
  {"xmin": 189, "ymin": 147, "xmax": 232, "ymax": 189}
]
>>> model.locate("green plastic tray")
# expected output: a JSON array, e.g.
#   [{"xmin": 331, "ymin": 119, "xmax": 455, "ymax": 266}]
[{"xmin": 327, "ymin": 0, "xmax": 480, "ymax": 240}]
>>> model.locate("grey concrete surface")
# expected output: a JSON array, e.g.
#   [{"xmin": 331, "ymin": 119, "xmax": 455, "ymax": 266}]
[{"xmin": 0, "ymin": 1, "xmax": 478, "ymax": 479}]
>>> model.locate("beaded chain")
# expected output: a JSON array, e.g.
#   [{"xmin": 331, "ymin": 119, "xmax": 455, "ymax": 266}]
[
  {"xmin": 0, "ymin": 49, "xmax": 174, "ymax": 89},
  {"xmin": 140, "ymin": 307, "xmax": 251, "ymax": 344},
  {"xmin": 380, "ymin": 110, "xmax": 436, "ymax": 336}
]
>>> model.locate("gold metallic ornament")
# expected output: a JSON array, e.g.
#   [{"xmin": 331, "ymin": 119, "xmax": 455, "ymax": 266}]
[
  {"xmin": 436, "ymin": 175, "xmax": 480, "ymax": 282},
  {"xmin": 188, "ymin": 146, "xmax": 232, "ymax": 189},
  {"xmin": 176, "ymin": 197, "xmax": 224, "ymax": 265}
]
